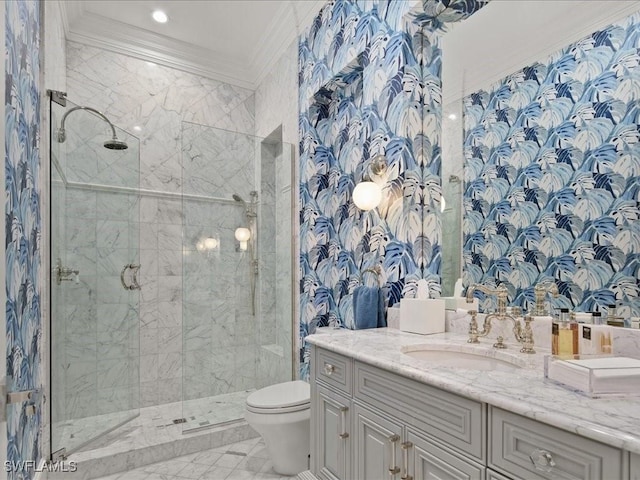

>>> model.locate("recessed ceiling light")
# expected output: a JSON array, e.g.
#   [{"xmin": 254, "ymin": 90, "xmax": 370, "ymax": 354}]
[
  {"xmin": 152, "ymin": 10, "xmax": 168, "ymax": 23},
  {"xmin": 146, "ymin": 61, "xmax": 156, "ymax": 67},
  {"xmin": 448, "ymin": 113, "xmax": 457, "ymax": 120},
  {"xmin": 132, "ymin": 125, "xmax": 142, "ymax": 132}
]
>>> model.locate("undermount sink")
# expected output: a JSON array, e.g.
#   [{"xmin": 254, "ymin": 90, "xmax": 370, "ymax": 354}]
[{"xmin": 402, "ymin": 346, "xmax": 524, "ymax": 371}]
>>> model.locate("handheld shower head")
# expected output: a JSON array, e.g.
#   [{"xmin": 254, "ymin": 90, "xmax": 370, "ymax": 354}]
[
  {"xmin": 232, "ymin": 194, "xmax": 246, "ymax": 204},
  {"xmin": 57, "ymin": 105, "xmax": 128, "ymax": 150}
]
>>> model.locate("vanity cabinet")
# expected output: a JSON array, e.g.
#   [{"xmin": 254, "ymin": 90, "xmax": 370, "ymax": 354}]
[
  {"xmin": 312, "ymin": 346, "xmax": 485, "ymax": 480},
  {"xmin": 311, "ymin": 345, "xmax": 630, "ymax": 480}
]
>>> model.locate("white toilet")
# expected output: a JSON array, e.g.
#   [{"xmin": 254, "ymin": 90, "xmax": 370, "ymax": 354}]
[{"xmin": 244, "ymin": 380, "xmax": 311, "ymax": 475}]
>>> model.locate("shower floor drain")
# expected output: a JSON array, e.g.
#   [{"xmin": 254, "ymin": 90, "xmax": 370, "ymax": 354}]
[{"xmin": 172, "ymin": 418, "xmax": 187, "ymax": 424}]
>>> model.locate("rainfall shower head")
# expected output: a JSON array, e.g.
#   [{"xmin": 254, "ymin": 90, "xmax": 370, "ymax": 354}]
[
  {"xmin": 57, "ymin": 105, "xmax": 128, "ymax": 150},
  {"xmin": 104, "ymin": 139, "xmax": 129, "ymax": 150}
]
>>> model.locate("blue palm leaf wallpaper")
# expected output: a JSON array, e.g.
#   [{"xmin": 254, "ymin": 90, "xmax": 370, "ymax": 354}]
[
  {"xmin": 463, "ymin": 12, "xmax": 640, "ymax": 319},
  {"xmin": 298, "ymin": 0, "xmax": 487, "ymax": 378},
  {"xmin": 5, "ymin": 0, "xmax": 42, "ymax": 477}
]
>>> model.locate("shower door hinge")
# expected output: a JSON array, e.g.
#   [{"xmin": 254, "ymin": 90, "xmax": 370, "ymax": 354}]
[
  {"xmin": 47, "ymin": 89, "xmax": 67, "ymax": 107},
  {"xmin": 51, "ymin": 448, "xmax": 67, "ymax": 462}
]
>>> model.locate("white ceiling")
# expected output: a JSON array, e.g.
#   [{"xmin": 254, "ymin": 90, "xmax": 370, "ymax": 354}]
[{"xmin": 61, "ymin": 0, "xmax": 327, "ymax": 89}]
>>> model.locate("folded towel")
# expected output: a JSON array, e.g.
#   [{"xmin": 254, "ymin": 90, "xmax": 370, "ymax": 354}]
[{"xmin": 353, "ymin": 286, "xmax": 386, "ymax": 329}]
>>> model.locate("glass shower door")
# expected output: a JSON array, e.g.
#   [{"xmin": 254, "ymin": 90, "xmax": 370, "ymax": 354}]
[{"xmin": 50, "ymin": 94, "xmax": 140, "ymax": 458}]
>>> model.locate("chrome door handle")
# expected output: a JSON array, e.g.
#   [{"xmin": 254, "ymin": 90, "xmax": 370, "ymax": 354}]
[
  {"xmin": 130, "ymin": 264, "xmax": 141, "ymax": 290},
  {"xmin": 338, "ymin": 406, "xmax": 349, "ymax": 439},
  {"xmin": 388, "ymin": 434, "xmax": 400, "ymax": 476},
  {"xmin": 121, "ymin": 264, "xmax": 131, "ymax": 290},
  {"xmin": 400, "ymin": 441, "xmax": 413, "ymax": 480},
  {"xmin": 121, "ymin": 264, "xmax": 142, "ymax": 290}
]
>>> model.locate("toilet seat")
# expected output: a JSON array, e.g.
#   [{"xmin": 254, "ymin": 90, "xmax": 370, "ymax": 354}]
[{"xmin": 246, "ymin": 381, "xmax": 310, "ymax": 414}]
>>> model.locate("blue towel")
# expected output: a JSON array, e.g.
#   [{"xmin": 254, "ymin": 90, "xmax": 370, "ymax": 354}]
[{"xmin": 353, "ymin": 286, "xmax": 386, "ymax": 330}]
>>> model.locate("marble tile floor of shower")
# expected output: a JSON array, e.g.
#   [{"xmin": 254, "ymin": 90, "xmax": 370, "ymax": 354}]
[
  {"xmin": 60, "ymin": 390, "xmax": 257, "ymax": 479},
  {"xmin": 93, "ymin": 437, "xmax": 295, "ymax": 480}
]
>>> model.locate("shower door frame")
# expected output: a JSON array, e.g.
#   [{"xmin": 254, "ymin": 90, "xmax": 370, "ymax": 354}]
[{"xmin": 48, "ymin": 90, "xmax": 141, "ymax": 460}]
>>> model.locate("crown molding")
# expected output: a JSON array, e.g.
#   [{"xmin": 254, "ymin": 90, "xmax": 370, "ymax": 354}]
[
  {"xmin": 442, "ymin": 1, "xmax": 640, "ymax": 104},
  {"xmin": 61, "ymin": 0, "xmax": 328, "ymax": 91},
  {"xmin": 64, "ymin": 10, "xmax": 255, "ymax": 90},
  {"xmin": 251, "ymin": 0, "xmax": 327, "ymax": 86}
]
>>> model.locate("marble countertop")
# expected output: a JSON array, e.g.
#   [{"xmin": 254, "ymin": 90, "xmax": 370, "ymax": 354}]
[{"xmin": 306, "ymin": 327, "xmax": 640, "ymax": 454}]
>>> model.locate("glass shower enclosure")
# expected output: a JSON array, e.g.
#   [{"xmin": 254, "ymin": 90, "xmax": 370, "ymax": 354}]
[
  {"xmin": 180, "ymin": 122, "xmax": 295, "ymax": 431},
  {"xmin": 49, "ymin": 93, "xmax": 140, "ymax": 458}
]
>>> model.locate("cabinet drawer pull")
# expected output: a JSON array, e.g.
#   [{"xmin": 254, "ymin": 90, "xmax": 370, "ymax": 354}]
[
  {"xmin": 400, "ymin": 441, "xmax": 413, "ymax": 480},
  {"xmin": 338, "ymin": 406, "xmax": 349, "ymax": 439},
  {"xmin": 529, "ymin": 448, "xmax": 556, "ymax": 473},
  {"xmin": 388, "ymin": 434, "xmax": 400, "ymax": 477},
  {"xmin": 323, "ymin": 363, "xmax": 335, "ymax": 375}
]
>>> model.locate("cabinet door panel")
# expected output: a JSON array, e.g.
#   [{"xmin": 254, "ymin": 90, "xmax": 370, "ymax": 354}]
[
  {"xmin": 408, "ymin": 430, "xmax": 484, "ymax": 480},
  {"xmin": 353, "ymin": 403, "xmax": 404, "ymax": 480},
  {"xmin": 313, "ymin": 385, "xmax": 351, "ymax": 480},
  {"xmin": 632, "ymin": 453, "xmax": 640, "ymax": 480}
]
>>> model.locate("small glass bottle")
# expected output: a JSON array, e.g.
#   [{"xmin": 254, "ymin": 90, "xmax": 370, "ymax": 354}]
[
  {"xmin": 606, "ymin": 304, "xmax": 624, "ymax": 327},
  {"xmin": 552, "ymin": 308, "xmax": 578, "ymax": 357},
  {"xmin": 591, "ymin": 311, "xmax": 603, "ymax": 325}
]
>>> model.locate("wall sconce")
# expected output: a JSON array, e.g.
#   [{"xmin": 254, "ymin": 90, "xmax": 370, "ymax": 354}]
[
  {"xmin": 353, "ymin": 154, "xmax": 387, "ymax": 211},
  {"xmin": 353, "ymin": 182, "xmax": 382, "ymax": 211},
  {"xmin": 235, "ymin": 227, "xmax": 251, "ymax": 251}
]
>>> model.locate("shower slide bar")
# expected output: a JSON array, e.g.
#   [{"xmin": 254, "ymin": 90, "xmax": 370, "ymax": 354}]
[{"xmin": 64, "ymin": 180, "xmax": 247, "ymax": 205}]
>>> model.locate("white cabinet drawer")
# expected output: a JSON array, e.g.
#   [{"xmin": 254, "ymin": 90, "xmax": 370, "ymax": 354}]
[
  {"xmin": 354, "ymin": 361, "xmax": 485, "ymax": 461},
  {"xmin": 489, "ymin": 407, "xmax": 624, "ymax": 480},
  {"xmin": 314, "ymin": 347, "xmax": 353, "ymax": 395},
  {"xmin": 408, "ymin": 428, "xmax": 485, "ymax": 480}
]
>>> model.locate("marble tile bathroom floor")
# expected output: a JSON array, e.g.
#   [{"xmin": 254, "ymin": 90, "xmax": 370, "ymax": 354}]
[{"xmin": 93, "ymin": 437, "xmax": 295, "ymax": 480}]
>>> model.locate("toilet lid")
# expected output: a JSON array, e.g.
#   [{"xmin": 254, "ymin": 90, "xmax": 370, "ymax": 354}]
[{"xmin": 247, "ymin": 381, "xmax": 310, "ymax": 410}]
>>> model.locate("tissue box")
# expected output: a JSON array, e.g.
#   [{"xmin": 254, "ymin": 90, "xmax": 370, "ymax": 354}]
[
  {"xmin": 399, "ymin": 299, "xmax": 445, "ymax": 335},
  {"xmin": 443, "ymin": 297, "xmax": 478, "ymax": 311},
  {"xmin": 544, "ymin": 355, "xmax": 640, "ymax": 397}
]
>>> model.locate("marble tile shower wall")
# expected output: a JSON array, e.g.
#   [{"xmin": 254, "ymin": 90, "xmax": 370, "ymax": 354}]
[
  {"xmin": 63, "ymin": 186, "xmax": 140, "ymax": 418},
  {"xmin": 66, "ymin": 41, "xmax": 257, "ymax": 407}
]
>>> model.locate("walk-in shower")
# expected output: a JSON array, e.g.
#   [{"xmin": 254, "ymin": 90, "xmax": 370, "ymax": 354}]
[{"xmin": 49, "ymin": 92, "xmax": 295, "ymax": 475}]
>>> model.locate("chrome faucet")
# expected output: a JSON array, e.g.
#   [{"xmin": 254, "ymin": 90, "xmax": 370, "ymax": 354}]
[
  {"xmin": 466, "ymin": 283, "xmax": 535, "ymax": 353},
  {"xmin": 532, "ymin": 281, "xmax": 559, "ymax": 316}
]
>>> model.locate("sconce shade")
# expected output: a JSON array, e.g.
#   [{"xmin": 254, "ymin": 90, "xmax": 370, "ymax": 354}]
[
  {"xmin": 235, "ymin": 227, "xmax": 251, "ymax": 242},
  {"xmin": 235, "ymin": 227, "xmax": 251, "ymax": 251},
  {"xmin": 353, "ymin": 181, "xmax": 382, "ymax": 211}
]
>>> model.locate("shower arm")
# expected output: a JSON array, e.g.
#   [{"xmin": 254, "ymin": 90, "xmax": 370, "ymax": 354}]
[{"xmin": 57, "ymin": 106, "xmax": 119, "ymax": 143}]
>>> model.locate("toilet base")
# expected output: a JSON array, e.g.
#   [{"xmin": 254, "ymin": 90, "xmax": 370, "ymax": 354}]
[{"xmin": 245, "ymin": 407, "xmax": 310, "ymax": 475}]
